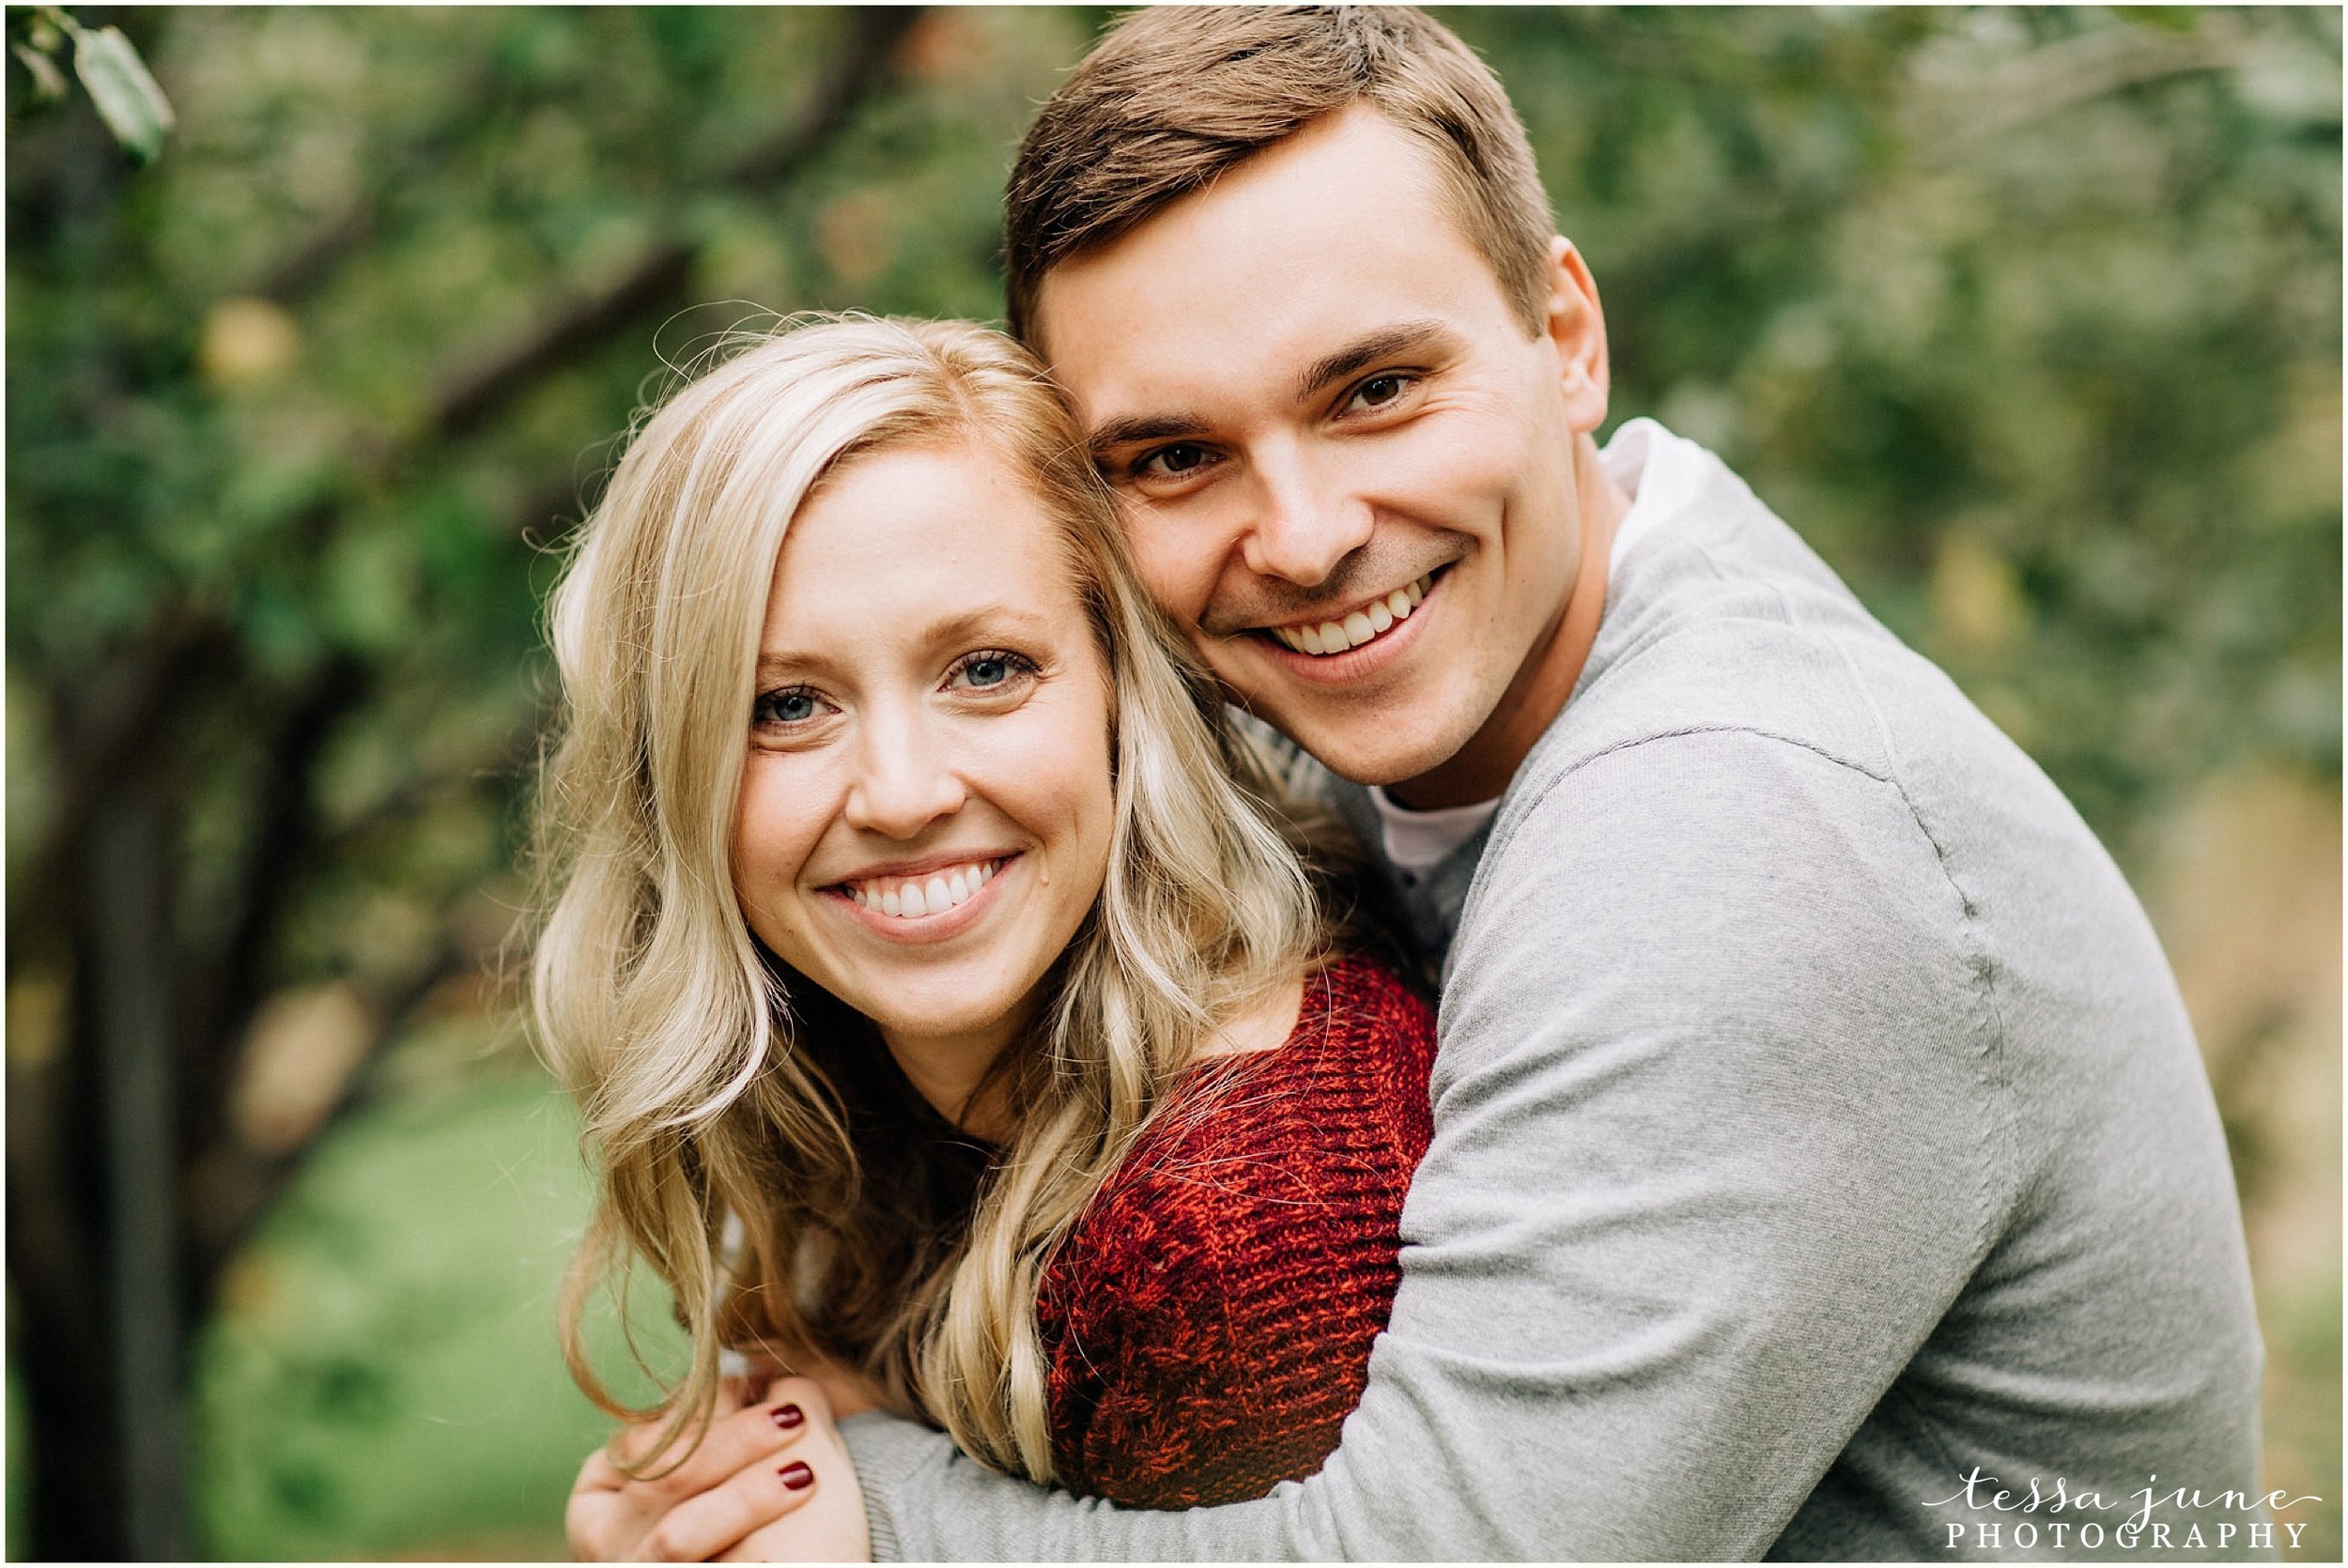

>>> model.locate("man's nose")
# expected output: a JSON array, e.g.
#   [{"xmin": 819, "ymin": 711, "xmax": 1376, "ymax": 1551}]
[
  {"xmin": 842, "ymin": 709, "xmax": 966, "ymax": 838},
  {"xmin": 1240, "ymin": 444, "xmax": 1374, "ymax": 588}
]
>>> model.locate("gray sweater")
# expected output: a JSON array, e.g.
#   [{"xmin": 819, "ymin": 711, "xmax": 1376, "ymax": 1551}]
[{"xmin": 840, "ymin": 423, "xmax": 2266, "ymax": 1560}]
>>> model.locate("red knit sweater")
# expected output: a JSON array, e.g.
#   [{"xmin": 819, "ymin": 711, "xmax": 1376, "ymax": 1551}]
[{"xmin": 1035, "ymin": 954, "xmax": 1438, "ymax": 1508}]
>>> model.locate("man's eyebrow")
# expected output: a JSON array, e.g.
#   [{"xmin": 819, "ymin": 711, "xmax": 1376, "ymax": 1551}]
[
  {"xmin": 1295, "ymin": 319, "xmax": 1456, "ymax": 403},
  {"xmin": 1082, "ymin": 320, "xmax": 1458, "ymax": 461},
  {"xmin": 1086, "ymin": 412, "xmax": 1209, "ymax": 461}
]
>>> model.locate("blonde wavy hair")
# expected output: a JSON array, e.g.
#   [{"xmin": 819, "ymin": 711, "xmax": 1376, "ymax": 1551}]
[{"xmin": 531, "ymin": 315, "xmax": 1325, "ymax": 1481}]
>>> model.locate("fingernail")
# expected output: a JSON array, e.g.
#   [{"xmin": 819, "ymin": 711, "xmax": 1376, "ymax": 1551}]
[
  {"xmin": 779, "ymin": 1460, "xmax": 814, "ymax": 1490},
  {"xmin": 769, "ymin": 1403, "xmax": 805, "ymax": 1429}
]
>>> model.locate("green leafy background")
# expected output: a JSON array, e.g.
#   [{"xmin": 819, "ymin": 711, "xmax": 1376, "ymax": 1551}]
[{"xmin": 7, "ymin": 8, "xmax": 2338, "ymax": 1559}]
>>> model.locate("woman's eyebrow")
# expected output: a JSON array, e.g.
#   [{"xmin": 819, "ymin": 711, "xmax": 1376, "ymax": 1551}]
[
  {"xmin": 921, "ymin": 606, "xmax": 1057, "ymax": 646},
  {"xmin": 752, "ymin": 607, "xmax": 1055, "ymax": 675},
  {"xmin": 1293, "ymin": 318, "xmax": 1455, "ymax": 402},
  {"xmin": 754, "ymin": 650, "xmax": 825, "ymax": 680}
]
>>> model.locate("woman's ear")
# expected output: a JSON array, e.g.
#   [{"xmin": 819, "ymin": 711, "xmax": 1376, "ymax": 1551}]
[{"xmin": 1540, "ymin": 237, "xmax": 1611, "ymax": 435}]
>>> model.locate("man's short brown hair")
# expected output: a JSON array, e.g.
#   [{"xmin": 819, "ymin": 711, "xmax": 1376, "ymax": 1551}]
[{"xmin": 1004, "ymin": 6, "xmax": 1557, "ymax": 345}]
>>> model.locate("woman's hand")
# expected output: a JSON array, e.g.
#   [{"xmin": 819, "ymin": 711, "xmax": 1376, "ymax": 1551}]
[
  {"xmin": 780, "ymin": 1349, "xmax": 886, "ymax": 1422},
  {"xmin": 567, "ymin": 1376, "xmax": 871, "ymax": 1561}
]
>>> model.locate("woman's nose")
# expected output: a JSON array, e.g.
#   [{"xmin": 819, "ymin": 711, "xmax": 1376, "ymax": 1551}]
[{"xmin": 842, "ymin": 714, "xmax": 967, "ymax": 838}]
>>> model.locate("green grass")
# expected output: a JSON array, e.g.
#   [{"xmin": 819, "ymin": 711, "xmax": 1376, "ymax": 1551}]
[
  {"xmin": 188, "ymin": 1065, "xmax": 682, "ymax": 1560},
  {"xmin": 2267, "ymin": 1262, "xmax": 2344, "ymax": 1562}
]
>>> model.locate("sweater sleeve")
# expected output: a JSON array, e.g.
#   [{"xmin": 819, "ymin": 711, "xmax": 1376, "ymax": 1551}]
[
  {"xmin": 1043, "ymin": 961, "xmax": 1431, "ymax": 1509},
  {"xmin": 841, "ymin": 730, "xmax": 2003, "ymax": 1559},
  {"xmin": 1040, "ymin": 1151, "xmax": 1251, "ymax": 1507}
]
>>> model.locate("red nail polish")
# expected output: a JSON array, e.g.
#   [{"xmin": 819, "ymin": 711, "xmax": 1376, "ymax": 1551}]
[
  {"xmin": 779, "ymin": 1460, "xmax": 814, "ymax": 1490},
  {"xmin": 769, "ymin": 1403, "xmax": 805, "ymax": 1429}
]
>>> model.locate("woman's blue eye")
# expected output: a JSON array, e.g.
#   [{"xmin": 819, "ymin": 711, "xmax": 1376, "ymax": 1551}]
[
  {"xmin": 953, "ymin": 651, "xmax": 1035, "ymax": 692},
  {"xmin": 754, "ymin": 688, "xmax": 824, "ymax": 727}
]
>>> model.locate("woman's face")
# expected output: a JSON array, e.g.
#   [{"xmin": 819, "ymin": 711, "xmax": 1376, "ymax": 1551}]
[{"xmin": 731, "ymin": 439, "xmax": 1116, "ymax": 1112}]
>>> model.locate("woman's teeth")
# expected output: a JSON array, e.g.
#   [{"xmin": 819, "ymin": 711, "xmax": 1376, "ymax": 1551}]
[
  {"xmin": 846, "ymin": 859, "xmax": 1000, "ymax": 918},
  {"xmin": 1270, "ymin": 574, "xmax": 1431, "ymax": 656}
]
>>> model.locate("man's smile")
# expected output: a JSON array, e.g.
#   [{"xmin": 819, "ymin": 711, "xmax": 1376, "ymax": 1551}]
[
  {"xmin": 1264, "ymin": 572, "xmax": 1434, "ymax": 656},
  {"xmin": 1242, "ymin": 565, "xmax": 1455, "ymax": 688}
]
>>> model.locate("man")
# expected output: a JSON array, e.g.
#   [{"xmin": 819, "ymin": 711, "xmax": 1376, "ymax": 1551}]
[{"xmin": 624, "ymin": 8, "xmax": 2266, "ymax": 1558}]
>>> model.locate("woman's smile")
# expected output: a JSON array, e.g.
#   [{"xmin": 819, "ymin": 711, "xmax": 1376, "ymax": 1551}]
[{"xmin": 826, "ymin": 851, "xmax": 1019, "ymax": 941}]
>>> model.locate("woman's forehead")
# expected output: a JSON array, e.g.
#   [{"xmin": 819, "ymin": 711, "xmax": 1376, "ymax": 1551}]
[{"xmin": 758, "ymin": 441, "xmax": 1092, "ymax": 666}]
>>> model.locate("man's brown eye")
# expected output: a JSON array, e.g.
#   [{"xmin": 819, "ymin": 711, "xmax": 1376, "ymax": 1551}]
[
  {"xmin": 1357, "ymin": 375, "xmax": 1405, "ymax": 407},
  {"xmin": 1153, "ymin": 444, "xmax": 1207, "ymax": 473}
]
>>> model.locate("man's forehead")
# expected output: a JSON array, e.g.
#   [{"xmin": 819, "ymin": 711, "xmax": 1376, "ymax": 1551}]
[{"xmin": 1027, "ymin": 105, "xmax": 1492, "ymax": 390}]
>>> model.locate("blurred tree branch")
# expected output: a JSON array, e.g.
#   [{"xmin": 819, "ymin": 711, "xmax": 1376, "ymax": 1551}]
[
  {"xmin": 1909, "ymin": 13, "xmax": 2258, "ymax": 161},
  {"xmin": 181, "ymin": 652, "xmax": 373, "ymax": 1161},
  {"xmin": 435, "ymin": 6, "xmax": 919, "ymax": 439},
  {"xmin": 17, "ymin": 8, "xmax": 921, "ymax": 973},
  {"xmin": 186, "ymin": 903, "xmax": 487, "ymax": 1283}
]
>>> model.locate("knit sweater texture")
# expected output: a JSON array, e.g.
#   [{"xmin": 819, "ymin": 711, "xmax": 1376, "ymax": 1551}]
[{"xmin": 1037, "ymin": 955, "xmax": 1437, "ymax": 1507}]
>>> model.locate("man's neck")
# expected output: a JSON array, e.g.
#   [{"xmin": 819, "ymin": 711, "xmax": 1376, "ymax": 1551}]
[{"xmin": 1387, "ymin": 433, "xmax": 1631, "ymax": 810}]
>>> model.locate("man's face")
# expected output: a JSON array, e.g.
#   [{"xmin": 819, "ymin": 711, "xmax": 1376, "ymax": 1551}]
[{"xmin": 1032, "ymin": 105, "xmax": 1611, "ymax": 796}]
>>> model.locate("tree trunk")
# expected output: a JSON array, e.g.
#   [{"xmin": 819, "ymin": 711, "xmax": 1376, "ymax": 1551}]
[
  {"xmin": 89, "ymin": 770, "xmax": 188, "ymax": 1559},
  {"xmin": 13, "ymin": 772, "xmax": 186, "ymax": 1560}
]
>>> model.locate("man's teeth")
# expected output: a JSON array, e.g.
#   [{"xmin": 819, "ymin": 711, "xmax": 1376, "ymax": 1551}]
[
  {"xmin": 846, "ymin": 859, "xmax": 1001, "ymax": 918},
  {"xmin": 1271, "ymin": 575, "xmax": 1432, "ymax": 656}
]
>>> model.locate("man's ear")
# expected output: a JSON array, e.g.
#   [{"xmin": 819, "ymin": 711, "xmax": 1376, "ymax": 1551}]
[{"xmin": 1540, "ymin": 236, "xmax": 1611, "ymax": 435}]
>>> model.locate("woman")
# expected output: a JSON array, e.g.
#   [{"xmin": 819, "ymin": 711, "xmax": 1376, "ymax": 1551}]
[{"xmin": 536, "ymin": 316, "xmax": 1435, "ymax": 1559}]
